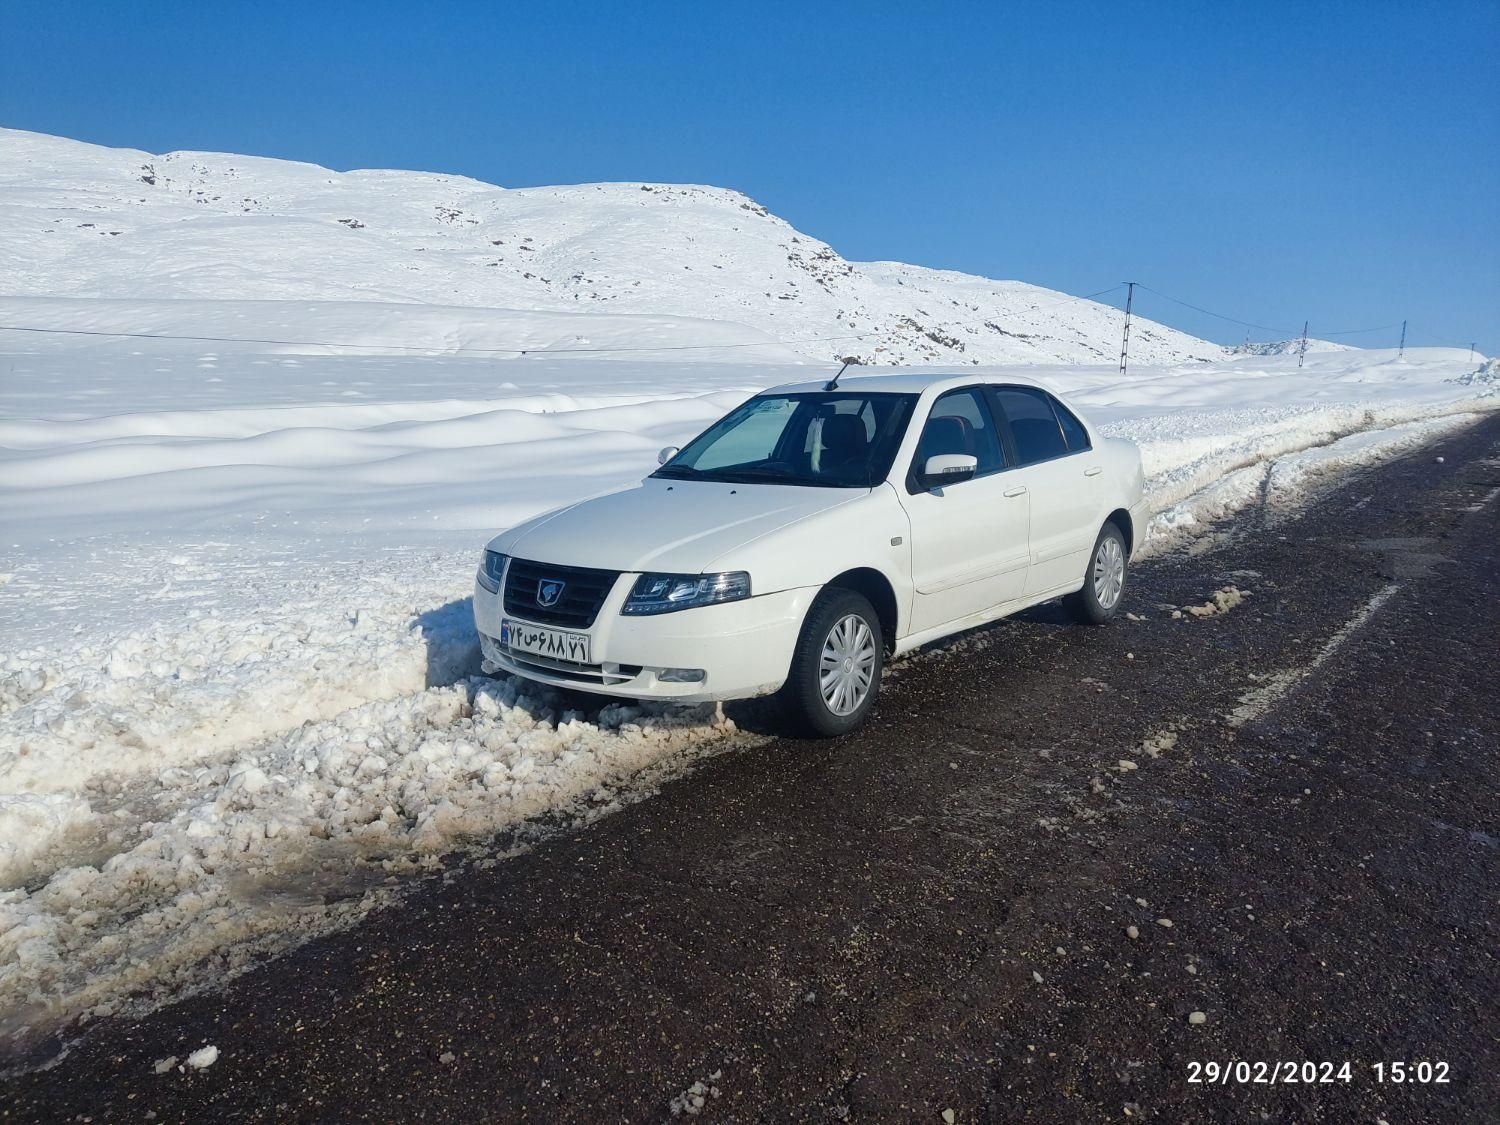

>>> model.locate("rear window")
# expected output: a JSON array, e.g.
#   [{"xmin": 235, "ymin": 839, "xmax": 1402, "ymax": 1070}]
[{"xmin": 992, "ymin": 387, "xmax": 1069, "ymax": 465}]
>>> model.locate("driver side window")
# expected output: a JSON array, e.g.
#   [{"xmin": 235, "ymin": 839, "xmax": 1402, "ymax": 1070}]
[{"xmin": 913, "ymin": 388, "xmax": 1005, "ymax": 483}]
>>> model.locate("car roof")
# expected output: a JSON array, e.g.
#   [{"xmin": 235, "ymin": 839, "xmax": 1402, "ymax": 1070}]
[{"xmin": 764, "ymin": 368, "xmax": 1057, "ymax": 396}]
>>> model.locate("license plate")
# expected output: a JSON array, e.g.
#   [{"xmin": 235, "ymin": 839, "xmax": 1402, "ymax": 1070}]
[{"xmin": 500, "ymin": 620, "xmax": 591, "ymax": 664}]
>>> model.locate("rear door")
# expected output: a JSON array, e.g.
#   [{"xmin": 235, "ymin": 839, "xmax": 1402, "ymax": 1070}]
[
  {"xmin": 897, "ymin": 387, "xmax": 1031, "ymax": 635},
  {"xmin": 987, "ymin": 386, "xmax": 1100, "ymax": 594}
]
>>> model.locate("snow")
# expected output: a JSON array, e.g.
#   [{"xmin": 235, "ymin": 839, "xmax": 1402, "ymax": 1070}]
[
  {"xmin": 0, "ymin": 127, "xmax": 1220, "ymax": 367},
  {"xmin": 1228, "ymin": 337, "xmax": 1359, "ymax": 357},
  {"xmin": 1, "ymin": 126, "xmax": 1496, "ymax": 1057},
  {"xmin": 185, "ymin": 1044, "xmax": 218, "ymax": 1069},
  {"xmin": 1265, "ymin": 416, "xmax": 1479, "ymax": 510}
]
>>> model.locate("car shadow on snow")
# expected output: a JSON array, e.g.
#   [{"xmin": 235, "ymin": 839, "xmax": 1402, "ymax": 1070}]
[
  {"xmin": 415, "ymin": 597, "xmax": 484, "ymax": 687},
  {"xmin": 409, "ymin": 595, "xmax": 1074, "ymax": 737}
]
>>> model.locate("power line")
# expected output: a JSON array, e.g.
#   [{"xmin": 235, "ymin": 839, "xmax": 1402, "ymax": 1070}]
[
  {"xmin": 0, "ymin": 323, "xmax": 486, "ymax": 352},
  {"xmin": 0, "ymin": 322, "xmax": 889, "ymax": 356},
  {"xmin": 0, "ymin": 287, "xmax": 1128, "ymax": 357},
  {"xmin": 1139, "ymin": 287, "xmax": 1415, "ymax": 347},
  {"xmin": 1320, "ymin": 321, "xmax": 1405, "ymax": 337},
  {"xmin": 1019, "ymin": 284, "xmax": 1124, "ymax": 313},
  {"xmin": 531, "ymin": 331, "xmax": 887, "ymax": 356},
  {"xmin": 0, "ymin": 287, "xmax": 1458, "ymax": 360},
  {"xmin": 1134, "ymin": 284, "xmax": 1294, "ymax": 336}
]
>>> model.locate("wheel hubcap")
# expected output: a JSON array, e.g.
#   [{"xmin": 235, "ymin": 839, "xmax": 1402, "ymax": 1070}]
[
  {"xmin": 1093, "ymin": 536, "xmax": 1125, "ymax": 609},
  {"xmin": 819, "ymin": 614, "xmax": 877, "ymax": 716}
]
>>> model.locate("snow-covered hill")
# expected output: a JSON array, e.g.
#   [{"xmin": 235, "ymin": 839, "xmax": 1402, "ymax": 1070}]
[{"xmin": 0, "ymin": 127, "xmax": 1221, "ymax": 366}]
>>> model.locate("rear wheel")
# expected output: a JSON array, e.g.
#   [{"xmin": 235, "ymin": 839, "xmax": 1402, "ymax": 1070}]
[
  {"xmin": 1067, "ymin": 522, "xmax": 1128, "ymax": 625},
  {"xmin": 779, "ymin": 588, "xmax": 883, "ymax": 737}
]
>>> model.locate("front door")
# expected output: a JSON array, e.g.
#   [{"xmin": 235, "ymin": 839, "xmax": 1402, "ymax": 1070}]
[{"xmin": 898, "ymin": 387, "xmax": 1031, "ymax": 635}]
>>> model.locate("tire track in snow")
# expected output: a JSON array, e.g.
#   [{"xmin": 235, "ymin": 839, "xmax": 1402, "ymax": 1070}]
[{"xmin": 1140, "ymin": 409, "xmax": 1487, "ymax": 555}]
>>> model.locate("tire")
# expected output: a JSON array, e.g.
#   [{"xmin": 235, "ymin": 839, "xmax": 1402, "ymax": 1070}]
[
  {"xmin": 778, "ymin": 588, "xmax": 884, "ymax": 737},
  {"xmin": 1067, "ymin": 522, "xmax": 1129, "ymax": 625}
]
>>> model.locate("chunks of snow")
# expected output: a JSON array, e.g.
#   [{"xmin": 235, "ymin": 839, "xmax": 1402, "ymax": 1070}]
[
  {"xmin": 1141, "ymin": 731, "xmax": 1178, "ymax": 759},
  {"xmin": 186, "ymin": 1044, "xmax": 219, "ymax": 1069},
  {"xmin": 1182, "ymin": 586, "xmax": 1251, "ymax": 618},
  {"xmin": 0, "ymin": 794, "xmax": 93, "ymax": 887},
  {"xmin": 670, "ymin": 1076, "xmax": 723, "ymax": 1116},
  {"xmin": 0, "ymin": 648, "xmax": 735, "ymax": 1044}
]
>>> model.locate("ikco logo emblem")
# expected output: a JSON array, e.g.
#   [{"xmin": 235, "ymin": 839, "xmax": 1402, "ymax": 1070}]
[{"xmin": 536, "ymin": 579, "xmax": 565, "ymax": 607}]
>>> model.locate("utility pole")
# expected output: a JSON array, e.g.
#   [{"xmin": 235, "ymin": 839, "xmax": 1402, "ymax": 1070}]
[
  {"xmin": 1297, "ymin": 321, "xmax": 1310, "ymax": 368},
  {"xmin": 1118, "ymin": 281, "xmax": 1136, "ymax": 375},
  {"xmin": 1471, "ymin": 343, "xmax": 1478, "ymax": 363},
  {"xmin": 1398, "ymin": 320, "xmax": 1407, "ymax": 358}
]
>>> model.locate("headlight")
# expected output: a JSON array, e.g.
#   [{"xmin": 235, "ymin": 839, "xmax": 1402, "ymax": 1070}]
[
  {"xmin": 477, "ymin": 549, "xmax": 507, "ymax": 593},
  {"xmin": 621, "ymin": 571, "xmax": 750, "ymax": 615}
]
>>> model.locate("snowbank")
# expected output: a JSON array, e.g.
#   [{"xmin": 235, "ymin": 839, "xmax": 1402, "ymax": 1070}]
[{"xmin": 1, "ymin": 674, "xmax": 734, "ymax": 1048}]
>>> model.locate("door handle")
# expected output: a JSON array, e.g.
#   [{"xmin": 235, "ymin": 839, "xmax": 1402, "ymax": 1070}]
[
  {"xmin": 1004, "ymin": 486, "xmax": 1028, "ymax": 498},
  {"xmin": 1084, "ymin": 466, "xmax": 1103, "ymax": 477}
]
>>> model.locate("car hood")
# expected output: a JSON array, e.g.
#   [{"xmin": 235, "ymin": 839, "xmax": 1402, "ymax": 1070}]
[{"xmin": 492, "ymin": 477, "xmax": 866, "ymax": 575}]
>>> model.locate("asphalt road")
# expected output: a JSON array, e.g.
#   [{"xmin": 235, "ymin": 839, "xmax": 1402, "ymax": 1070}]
[{"xmin": 6, "ymin": 416, "xmax": 1499, "ymax": 1124}]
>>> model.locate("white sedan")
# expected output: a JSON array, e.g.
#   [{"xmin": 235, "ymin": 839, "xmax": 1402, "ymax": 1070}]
[{"xmin": 475, "ymin": 371, "xmax": 1148, "ymax": 735}]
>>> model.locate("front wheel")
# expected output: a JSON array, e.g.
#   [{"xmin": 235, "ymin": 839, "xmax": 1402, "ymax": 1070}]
[
  {"xmin": 778, "ymin": 588, "xmax": 884, "ymax": 737},
  {"xmin": 1067, "ymin": 522, "xmax": 1128, "ymax": 625}
]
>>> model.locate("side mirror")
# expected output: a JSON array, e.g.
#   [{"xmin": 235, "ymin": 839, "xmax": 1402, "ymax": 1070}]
[
  {"xmin": 921, "ymin": 453, "xmax": 977, "ymax": 489},
  {"xmin": 658, "ymin": 446, "xmax": 680, "ymax": 466}
]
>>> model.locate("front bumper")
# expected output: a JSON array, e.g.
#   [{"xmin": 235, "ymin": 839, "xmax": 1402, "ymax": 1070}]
[{"xmin": 473, "ymin": 574, "xmax": 813, "ymax": 703}]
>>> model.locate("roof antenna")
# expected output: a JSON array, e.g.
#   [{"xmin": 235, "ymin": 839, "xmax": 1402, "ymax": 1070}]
[{"xmin": 825, "ymin": 355, "xmax": 860, "ymax": 392}]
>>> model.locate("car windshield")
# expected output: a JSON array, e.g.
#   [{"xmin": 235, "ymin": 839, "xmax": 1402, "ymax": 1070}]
[{"xmin": 655, "ymin": 391, "xmax": 919, "ymax": 488}]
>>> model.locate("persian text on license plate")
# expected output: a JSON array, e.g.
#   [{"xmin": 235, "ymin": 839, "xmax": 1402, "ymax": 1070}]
[{"xmin": 501, "ymin": 620, "xmax": 591, "ymax": 664}]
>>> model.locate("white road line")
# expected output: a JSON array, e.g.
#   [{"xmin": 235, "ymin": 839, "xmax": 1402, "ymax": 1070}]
[{"xmin": 1228, "ymin": 583, "xmax": 1401, "ymax": 727}]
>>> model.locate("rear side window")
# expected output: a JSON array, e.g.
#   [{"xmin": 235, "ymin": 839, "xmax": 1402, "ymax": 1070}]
[
  {"xmin": 992, "ymin": 387, "xmax": 1070, "ymax": 465},
  {"xmin": 1051, "ymin": 396, "xmax": 1092, "ymax": 452}
]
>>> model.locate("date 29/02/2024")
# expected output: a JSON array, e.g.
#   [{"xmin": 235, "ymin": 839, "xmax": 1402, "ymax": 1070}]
[{"xmin": 1188, "ymin": 1060, "xmax": 1451, "ymax": 1086}]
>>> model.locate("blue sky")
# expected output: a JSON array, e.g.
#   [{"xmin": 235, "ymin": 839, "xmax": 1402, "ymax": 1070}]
[{"xmin": 3, "ymin": 0, "xmax": 1496, "ymax": 351}]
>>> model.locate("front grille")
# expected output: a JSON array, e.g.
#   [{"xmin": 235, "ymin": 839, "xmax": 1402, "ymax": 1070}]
[
  {"xmin": 502, "ymin": 647, "xmax": 642, "ymax": 686},
  {"xmin": 503, "ymin": 558, "xmax": 621, "ymax": 629}
]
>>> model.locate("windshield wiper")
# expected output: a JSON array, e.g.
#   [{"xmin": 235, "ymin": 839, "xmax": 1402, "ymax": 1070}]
[
  {"xmin": 711, "ymin": 466, "xmax": 809, "ymax": 484},
  {"xmin": 652, "ymin": 465, "xmax": 702, "ymax": 479},
  {"xmin": 712, "ymin": 467, "xmax": 856, "ymax": 487}
]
